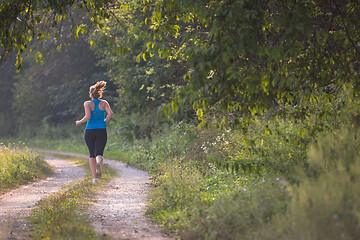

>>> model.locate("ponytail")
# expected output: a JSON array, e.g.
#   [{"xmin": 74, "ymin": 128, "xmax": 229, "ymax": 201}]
[{"xmin": 90, "ymin": 81, "xmax": 107, "ymax": 99}]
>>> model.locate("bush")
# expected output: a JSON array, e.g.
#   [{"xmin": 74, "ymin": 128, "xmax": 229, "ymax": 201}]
[
  {"xmin": 263, "ymin": 127, "xmax": 360, "ymax": 240},
  {"xmin": 307, "ymin": 128, "xmax": 360, "ymax": 177},
  {"xmin": 202, "ymin": 117, "xmax": 311, "ymax": 179},
  {"xmin": 181, "ymin": 177, "xmax": 289, "ymax": 240}
]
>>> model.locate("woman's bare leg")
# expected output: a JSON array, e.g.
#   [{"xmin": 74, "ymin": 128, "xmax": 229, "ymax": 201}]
[
  {"xmin": 95, "ymin": 155, "xmax": 103, "ymax": 178},
  {"xmin": 89, "ymin": 157, "xmax": 97, "ymax": 179},
  {"xmin": 96, "ymin": 155, "xmax": 103, "ymax": 164}
]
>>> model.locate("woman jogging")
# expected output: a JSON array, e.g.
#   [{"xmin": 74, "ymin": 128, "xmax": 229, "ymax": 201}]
[{"xmin": 76, "ymin": 81, "xmax": 113, "ymax": 183}]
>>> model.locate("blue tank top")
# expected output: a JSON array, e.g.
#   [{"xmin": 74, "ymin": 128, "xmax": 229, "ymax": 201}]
[{"xmin": 86, "ymin": 99, "xmax": 106, "ymax": 129}]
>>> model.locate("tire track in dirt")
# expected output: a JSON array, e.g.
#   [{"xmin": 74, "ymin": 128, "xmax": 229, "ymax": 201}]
[
  {"xmin": 89, "ymin": 158, "xmax": 172, "ymax": 240},
  {"xmin": 0, "ymin": 155, "xmax": 86, "ymax": 239},
  {"xmin": 37, "ymin": 150, "xmax": 175, "ymax": 240}
]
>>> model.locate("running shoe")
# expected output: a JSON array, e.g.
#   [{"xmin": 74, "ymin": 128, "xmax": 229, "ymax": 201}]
[{"xmin": 93, "ymin": 178, "xmax": 98, "ymax": 184}]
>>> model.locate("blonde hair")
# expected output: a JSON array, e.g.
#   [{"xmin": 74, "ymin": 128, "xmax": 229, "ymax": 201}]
[{"xmin": 90, "ymin": 81, "xmax": 107, "ymax": 99}]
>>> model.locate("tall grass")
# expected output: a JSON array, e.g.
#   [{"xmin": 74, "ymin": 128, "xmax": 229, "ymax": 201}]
[
  {"xmin": 259, "ymin": 128, "xmax": 360, "ymax": 240},
  {"xmin": 0, "ymin": 143, "xmax": 52, "ymax": 192}
]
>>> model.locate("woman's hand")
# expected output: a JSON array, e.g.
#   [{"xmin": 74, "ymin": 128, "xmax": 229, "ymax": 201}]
[{"xmin": 76, "ymin": 120, "xmax": 82, "ymax": 125}]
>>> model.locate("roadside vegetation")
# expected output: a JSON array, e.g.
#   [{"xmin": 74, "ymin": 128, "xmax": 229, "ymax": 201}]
[
  {"xmin": 12, "ymin": 86, "xmax": 360, "ymax": 239},
  {"xmin": 0, "ymin": 143, "xmax": 52, "ymax": 193},
  {"xmin": 120, "ymin": 90, "xmax": 360, "ymax": 239}
]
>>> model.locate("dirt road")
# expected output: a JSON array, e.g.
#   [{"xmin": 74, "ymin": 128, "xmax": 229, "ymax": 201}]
[
  {"xmin": 0, "ymin": 150, "xmax": 173, "ymax": 239},
  {"xmin": 88, "ymin": 157, "xmax": 171, "ymax": 240},
  {"xmin": 0, "ymin": 155, "xmax": 86, "ymax": 239}
]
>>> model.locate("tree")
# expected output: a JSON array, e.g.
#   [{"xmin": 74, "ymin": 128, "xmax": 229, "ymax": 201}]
[
  {"xmin": 85, "ymin": 0, "xmax": 360, "ymax": 127},
  {"xmin": 142, "ymin": 0, "xmax": 360, "ymax": 124},
  {"xmin": 2, "ymin": 0, "xmax": 359, "ymax": 129},
  {"xmin": 0, "ymin": 0, "xmax": 113, "ymax": 69},
  {"xmin": 90, "ymin": 1, "xmax": 192, "ymax": 139},
  {"xmin": 0, "ymin": 53, "xmax": 18, "ymax": 136}
]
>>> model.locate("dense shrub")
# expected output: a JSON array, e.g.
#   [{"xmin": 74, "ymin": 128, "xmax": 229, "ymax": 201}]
[{"xmin": 260, "ymin": 127, "xmax": 360, "ymax": 240}]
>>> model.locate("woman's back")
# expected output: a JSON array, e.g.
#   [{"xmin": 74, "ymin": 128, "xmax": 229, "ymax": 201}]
[{"xmin": 86, "ymin": 99, "xmax": 106, "ymax": 129}]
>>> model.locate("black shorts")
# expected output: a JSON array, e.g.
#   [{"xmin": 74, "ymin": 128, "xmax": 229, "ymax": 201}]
[{"xmin": 84, "ymin": 129, "xmax": 107, "ymax": 158}]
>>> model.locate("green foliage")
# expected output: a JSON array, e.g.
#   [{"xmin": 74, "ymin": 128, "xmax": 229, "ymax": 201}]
[
  {"xmin": 15, "ymin": 99, "xmax": 360, "ymax": 239},
  {"xmin": 6, "ymin": 123, "xmax": 89, "ymax": 155},
  {"xmin": 2, "ymin": 0, "xmax": 360, "ymax": 129},
  {"xmin": 260, "ymin": 127, "xmax": 360, "ymax": 240},
  {"xmin": 114, "ymin": 0, "xmax": 360, "ymax": 124},
  {"xmin": 1, "ymin": 1, "xmax": 359, "ymax": 239},
  {"xmin": 89, "ymin": 2, "xmax": 192, "ymax": 138},
  {"xmin": 104, "ymin": 120, "xmax": 281, "ymax": 236},
  {"xmin": 0, "ymin": 143, "xmax": 52, "ymax": 191},
  {"xmin": 12, "ymin": 75, "xmax": 49, "ymax": 127},
  {"xmin": 182, "ymin": 179, "xmax": 289, "ymax": 240},
  {"xmin": 129, "ymin": 121, "xmax": 292, "ymax": 239},
  {"xmin": 198, "ymin": 86, "xmax": 360, "ymax": 180},
  {"xmin": 11, "ymin": 37, "xmax": 109, "ymax": 130},
  {"xmin": 0, "ymin": 0, "xmax": 113, "ymax": 68},
  {"xmin": 307, "ymin": 128, "xmax": 360, "ymax": 176},
  {"xmin": 0, "ymin": 5, "xmax": 117, "ymax": 137},
  {"xmin": 193, "ymin": 116, "xmax": 309, "ymax": 178},
  {"xmin": 113, "ymin": 91, "xmax": 360, "ymax": 238}
]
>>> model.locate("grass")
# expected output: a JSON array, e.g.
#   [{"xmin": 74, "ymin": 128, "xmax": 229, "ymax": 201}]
[
  {"xmin": 27, "ymin": 138, "xmax": 89, "ymax": 155},
  {"xmin": 28, "ymin": 153, "xmax": 116, "ymax": 239},
  {"xmin": 256, "ymin": 128, "xmax": 360, "ymax": 240},
  {"xmin": 0, "ymin": 142, "xmax": 52, "ymax": 193}
]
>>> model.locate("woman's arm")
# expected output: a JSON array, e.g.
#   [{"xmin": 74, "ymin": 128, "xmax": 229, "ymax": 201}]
[
  {"xmin": 103, "ymin": 100, "xmax": 113, "ymax": 123},
  {"xmin": 76, "ymin": 102, "xmax": 92, "ymax": 125}
]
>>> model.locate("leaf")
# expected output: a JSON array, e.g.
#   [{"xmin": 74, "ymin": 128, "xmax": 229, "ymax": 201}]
[
  {"xmin": 171, "ymin": 100, "xmax": 178, "ymax": 114},
  {"xmin": 35, "ymin": 52, "xmax": 43, "ymax": 63},
  {"xmin": 163, "ymin": 104, "xmax": 170, "ymax": 118},
  {"xmin": 196, "ymin": 109, "xmax": 203, "ymax": 118},
  {"xmin": 142, "ymin": 52, "xmax": 147, "ymax": 61}
]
